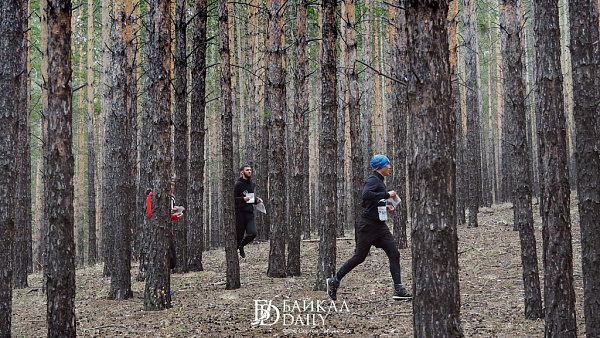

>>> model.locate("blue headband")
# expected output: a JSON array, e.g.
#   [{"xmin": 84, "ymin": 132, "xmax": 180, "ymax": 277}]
[{"xmin": 370, "ymin": 155, "xmax": 390, "ymax": 170}]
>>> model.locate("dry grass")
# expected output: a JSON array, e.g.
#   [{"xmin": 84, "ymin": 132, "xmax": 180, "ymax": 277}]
[{"xmin": 12, "ymin": 199, "xmax": 587, "ymax": 337}]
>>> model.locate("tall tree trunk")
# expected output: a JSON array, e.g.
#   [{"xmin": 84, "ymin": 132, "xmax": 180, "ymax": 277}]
[
  {"xmin": 246, "ymin": 0, "xmax": 268, "ymax": 243},
  {"xmin": 568, "ymin": 0, "xmax": 600, "ymax": 334},
  {"xmin": 105, "ymin": 0, "xmax": 134, "ymax": 300},
  {"xmin": 498, "ymin": 0, "xmax": 543, "ymax": 319},
  {"xmin": 14, "ymin": 0, "xmax": 32, "ymax": 288},
  {"xmin": 125, "ymin": 0, "xmax": 138, "ymax": 266},
  {"xmin": 228, "ymin": 0, "xmax": 238, "ymax": 167},
  {"xmin": 173, "ymin": 0, "xmax": 189, "ymax": 274},
  {"xmin": 362, "ymin": 0, "xmax": 373, "ymax": 161},
  {"xmin": 100, "ymin": 0, "xmax": 112, "ymax": 272},
  {"xmin": 532, "ymin": 0, "xmax": 577, "ymax": 335},
  {"xmin": 0, "ymin": 0, "xmax": 26, "ymax": 332},
  {"xmin": 37, "ymin": 0, "xmax": 49, "ymax": 274},
  {"xmin": 451, "ymin": 0, "xmax": 466, "ymax": 226},
  {"xmin": 337, "ymin": 8, "xmax": 346, "ymax": 238},
  {"xmin": 219, "ymin": 0, "xmax": 241, "ymax": 289},
  {"xmin": 462, "ymin": 0, "xmax": 482, "ymax": 227},
  {"xmin": 142, "ymin": 0, "xmax": 173, "ymax": 311},
  {"xmin": 86, "ymin": 0, "xmax": 97, "ymax": 266},
  {"xmin": 266, "ymin": 0, "xmax": 287, "ymax": 277},
  {"xmin": 407, "ymin": 0, "xmax": 463, "ymax": 336},
  {"xmin": 188, "ymin": 0, "xmax": 208, "ymax": 272},
  {"xmin": 75, "ymin": 15, "xmax": 86, "ymax": 267},
  {"xmin": 34, "ymin": 161, "xmax": 44, "ymax": 272},
  {"xmin": 496, "ymin": 34, "xmax": 504, "ymax": 203},
  {"xmin": 388, "ymin": 0, "xmax": 408, "ymax": 248},
  {"xmin": 44, "ymin": 0, "xmax": 76, "ymax": 335},
  {"xmin": 345, "ymin": 0, "xmax": 362, "ymax": 237},
  {"xmin": 287, "ymin": 0, "xmax": 309, "ymax": 277},
  {"xmin": 315, "ymin": 0, "xmax": 337, "ymax": 291}
]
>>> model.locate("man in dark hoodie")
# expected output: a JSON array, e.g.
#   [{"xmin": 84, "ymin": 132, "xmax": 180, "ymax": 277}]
[
  {"xmin": 327, "ymin": 155, "xmax": 412, "ymax": 301},
  {"xmin": 234, "ymin": 165, "xmax": 262, "ymax": 258}
]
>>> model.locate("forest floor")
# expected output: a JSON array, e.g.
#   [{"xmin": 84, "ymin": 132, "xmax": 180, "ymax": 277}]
[{"xmin": 12, "ymin": 199, "xmax": 587, "ymax": 337}]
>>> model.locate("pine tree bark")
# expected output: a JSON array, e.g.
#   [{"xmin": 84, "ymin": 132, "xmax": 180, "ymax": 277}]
[
  {"xmin": 125, "ymin": 0, "xmax": 138, "ymax": 265},
  {"xmin": 142, "ymin": 0, "xmax": 173, "ymax": 311},
  {"xmin": 265, "ymin": 0, "xmax": 287, "ymax": 278},
  {"xmin": 498, "ymin": 0, "xmax": 543, "ymax": 319},
  {"xmin": 219, "ymin": 0, "xmax": 241, "ymax": 289},
  {"xmin": 100, "ymin": 0, "xmax": 112, "ymax": 272},
  {"xmin": 462, "ymin": 0, "xmax": 482, "ymax": 227},
  {"xmin": 387, "ymin": 0, "xmax": 408, "ymax": 248},
  {"xmin": 568, "ymin": 0, "xmax": 600, "ymax": 334},
  {"xmin": 44, "ymin": 0, "xmax": 77, "ymax": 335},
  {"xmin": 336, "ymin": 20, "xmax": 346, "ymax": 238},
  {"xmin": 87, "ymin": 0, "xmax": 98, "ymax": 266},
  {"xmin": 37, "ymin": 0, "xmax": 49, "ymax": 274},
  {"xmin": 450, "ymin": 0, "xmax": 465, "ymax": 226},
  {"xmin": 287, "ymin": 0, "xmax": 309, "ymax": 277},
  {"xmin": 105, "ymin": 0, "xmax": 134, "ymax": 300},
  {"xmin": 0, "ymin": 0, "xmax": 26, "ymax": 332},
  {"xmin": 532, "ymin": 0, "xmax": 577, "ymax": 335},
  {"xmin": 76, "ymin": 19, "xmax": 86, "ymax": 267},
  {"xmin": 344, "ymin": 0, "xmax": 362, "ymax": 236},
  {"xmin": 315, "ymin": 0, "xmax": 338, "ymax": 291},
  {"xmin": 173, "ymin": 0, "xmax": 189, "ymax": 274},
  {"xmin": 14, "ymin": 0, "xmax": 32, "ymax": 288},
  {"xmin": 406, "ymin": 1, "xmax": 463, "ymax": 336},
  {"xmin": 188, "ymin": 0, "xmax": 208, "ymax": 272},
  {"xmin": 362, "ymin": 0, "xmax": 373, "ymax": 160}
]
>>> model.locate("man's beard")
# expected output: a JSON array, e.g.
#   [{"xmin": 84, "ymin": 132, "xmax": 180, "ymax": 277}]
[{"xmin": 243, "ymin": 173, "xmax": 251, "ymax": 180}]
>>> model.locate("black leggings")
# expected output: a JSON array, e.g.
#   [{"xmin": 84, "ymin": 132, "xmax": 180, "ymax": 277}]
[
  {"xmin": 235, "ymin": 211, "xmax": 257, "ymax": 247},
  {"xmin": 335, "ymin": 218, "xmax": 402, "ymax": 285}
]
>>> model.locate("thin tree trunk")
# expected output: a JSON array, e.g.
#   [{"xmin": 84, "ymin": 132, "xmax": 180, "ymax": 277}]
[
  {"xmin": 389, "ymin": 0, "xmax": 408, "ymax": 248},
  {"xmin": 315, "ymin": 0, "xmax": 338, "ymax": 291},
  {"xmin": 106, "ymin": 0, "xmax": 134, "ymax": 300},
  {"xmin": 100, "ymin": 0, "xmax": 112, "ymax": 272},
  {"xmin": 255, "ymin": 0, "xmax": 269, "ymax": 244},
  {"xmin": 34, "ymin": 161, "xmax": 44, "ymax": 272},
  {"xmin": 14, "ymin": 0, "xmax": 32, "ymax": 288},
  {"xmin": 345, "ymin": 0, "xmax": 362, "ymax": 236},
  {"xmin": 407, "ymin": 1, "xmax": 463, "ymax": 335},
  {"xmin": 265, "ymin": 0, "xmax": 287, "ymax": 278},
  {"xmin": 125, "ymin": 0, "xmax": 138, "ymax": 267},
  {"xmin": 143, "ymin": 0, "xmax": 173, "ymax": 311},
  {"xmin": 450, "ymin": 0, "xmax": 466, "ymax": 226},
  {"xmin": 38, "ymin": 0, "xmax": 49, "ymax": 274},
  {"xmin": 568, "ymin": 0, "xmax": 600, "ymax": 334},
  {"xmin": 87, "ymin": 0, "xmax": 98, "ymax": 266},
  {"xmin": 188, "ymin": 0, "xmax": 208, "ymax": 272},
  {"xmin": 337, "ymin": 7, "xmax": 346, "ymax": 237},
  {"xmin": 287, "ymin": 0, "xmax": 309, "ymax": 277},
  {"xmin": 463, "ymin": 0, "xmax": 482, "ymax": 227},
  {"xmin": 173, "ymin": 0, "xmax": 189, "ymax": 274},
  {"xmin": 498, "ymin": 0, "xmax": 543, "ymax": 319},
  {"xmin": 532, "ymin": 0, "xmax": 577, "ymax": 335},
  {"xmin": 229, "ymin": 0, "xmax": 238, "ymax": 167},
  {"xmin": 75, "ymin": 15, "xmax": 86, "ymax": 267},
  {"xmin": 219, "ymin": 0, "xmax": 241, "ymax": 289},
  {"xmin": 362, "ymin": 0, "xmax": 373, "ymax": 161},
  {"xmin": 44, "ymin": 0, "xmax": 76, "ymax": 335},
  {"xmin": 0, "ymin": 0, "xmax": 26, "ymax": 332}
]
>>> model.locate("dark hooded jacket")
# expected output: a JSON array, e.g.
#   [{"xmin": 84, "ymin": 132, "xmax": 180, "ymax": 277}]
[{"xmin": 361, "ymin": 171, "xmax": 390, "ymax": 223}]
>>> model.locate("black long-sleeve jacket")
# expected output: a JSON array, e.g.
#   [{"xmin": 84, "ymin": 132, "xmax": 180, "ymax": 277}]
[
  {"xmin": 361, "ymin": 171, "xmax": 390, "ymax": 223},
  {"xmin": 234, "ymin": 177, "xmax": 257, "ymax": 213}
]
